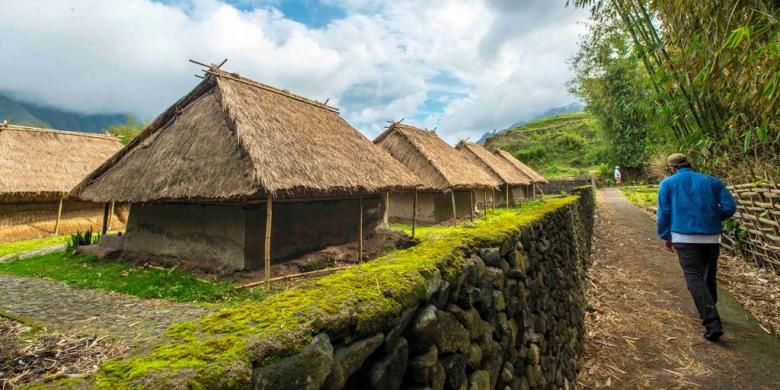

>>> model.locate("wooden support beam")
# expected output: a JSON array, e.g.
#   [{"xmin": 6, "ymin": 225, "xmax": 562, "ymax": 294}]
[
  {"xmin": 101, "ymin": 202, "xmax": 110, "ymax": 235},
  {"xmin": 264, "ymin": 195, "xmax": 273, "ymax": 288},
  {"xmin": 483, "ymin": 191, "xmax": 488, "ymax": 217},
  {"xmin": 491, "ymin": 188, "xmax": 495, "ymax": 210},
  {"xmin": 451, "ymin": 190, "xmax": 457, "ymax": 223},
  {"xmin": 383, "ymin": 192, "xmax": 390, "ymax": 228},
  {"xmin": 412, "ymin": 189, "xmax": 417, "ymax": 239},
  {"xmin": 358, "ymin": 192, "xmax": 364, "ymax": 262},
  {"xmin": 54, "ymin": 197, "xmax": 64, "ymax": 234},
  {"xmin": 108, "ymin": 201, "xmax": 115, "ymax": 230},
  {"xmin": 505, "ymin": 183, "xmax": 510, "ymax": 208},
  {"xmin": 469, "ymin": 191, "xmax": 474, "ymax": 221}
]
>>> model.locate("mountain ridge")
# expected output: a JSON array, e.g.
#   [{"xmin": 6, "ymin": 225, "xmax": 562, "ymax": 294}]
[{"xmin": 0, "ymin": 93, "xmax": 129, "ymax": 133}]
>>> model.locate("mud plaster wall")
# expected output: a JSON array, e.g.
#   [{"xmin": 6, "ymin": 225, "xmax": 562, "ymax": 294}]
[
  {"xmin": 0, "ymin": 200, "xmax": 126, "ymax": 242},
  {"xmin": 388, "ymin": 191, "xmax": 476, "ymax": 224},
  {"xmin": 118, "ymin": 197, "xmax": 383, "ymax": 271},
  {"xmin": 251, "ymin": 187, "xmax": 596, "ymax": 390}
]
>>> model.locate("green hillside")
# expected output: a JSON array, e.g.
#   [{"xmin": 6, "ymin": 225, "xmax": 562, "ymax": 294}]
[
  {"xmin": 0, "ymin": 93, "xmax": 128, "ymax": 133},
  {"xmin": 484, "ymin": 112, "xmax": 605, "ymax": 178}
]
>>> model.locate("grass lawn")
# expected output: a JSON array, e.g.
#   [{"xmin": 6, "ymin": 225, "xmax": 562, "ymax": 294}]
[
  {"xmin": 620, "ymin": 185, "xmax": 659, "ymax": 208},
  {"xmin": 0, "ymin": 235, "xmax": 69, "ymax": 258},
  {"xmin": 0, "ymin": 252, "xmax": 267, "ymax": 304}
]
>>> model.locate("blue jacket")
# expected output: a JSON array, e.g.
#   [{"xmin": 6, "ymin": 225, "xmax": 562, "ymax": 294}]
[{"xmin": 657, "ymin": 167, "xmax": 736, "ymax": 241}]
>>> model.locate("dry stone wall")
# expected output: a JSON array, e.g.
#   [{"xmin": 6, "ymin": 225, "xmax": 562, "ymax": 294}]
[{"xmin": 253, "ymin": 187, "xmax": 594, "ymax": 390}]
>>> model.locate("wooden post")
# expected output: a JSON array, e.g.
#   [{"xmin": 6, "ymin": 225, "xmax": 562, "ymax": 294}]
[
  {"xmin": 532, "ymin": 184, "xmax": 536, "ymax": 198},
  {"xmin": 358, "ymin": 192, "xmax": 364, "ymax": 262},
  {"xmin": 451, "ymin": 190, "xmax": 457, "ymax": 223},
  {"xmin": 469, "ymin": 191, "xmax": 474, "ymax": 221},
  {"xmin": 491, "ymin": 188, "xmax": 495, "ymax": 210},
  {"xmin": 412, "ymin": 189, "xmax": 417, "ymax": 239},
  {"xmin": 53, "ymin": 197, "xmax": 64, "ymax": 234},
  {"xmin": 108, "ymin": 201, "xmax": 115, "ymax": 230},
  {"xmin": 383, "ymin": 192, "xmax": 390, "ymax": 228},
  {"xmin": 505, "ymin": 183, "xmax": 510, "ymax": 208},
  {"xmin": 264, "ymin": 195, "xmax": 273, "ymax": 288},
  {"xmin": 101, "ymin": 202, "xmax": 110, "ymax": 235},
  {"xmin": 483, "ymin": 191, "xmax": 487, "ymax": 217}
]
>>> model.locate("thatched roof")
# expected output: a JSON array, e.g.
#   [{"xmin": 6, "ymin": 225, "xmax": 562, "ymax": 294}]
[
  {"xmin": 374, "ymin": 123, "xmax": 499, "ymax": 191},
  {"xmin": 71, "ymin": 69, "xmax": 421, "ymax": 203},
  {"xmin": 494, "ymin": 148, "xmax": 548, "ymax": 184},
  {"xmin": 456, "ymin": 141, "xmax": 531, "ymax": 186},
  {"xmin": 0, "ymin": 124, "xmax": 122, "ymax": 201}
]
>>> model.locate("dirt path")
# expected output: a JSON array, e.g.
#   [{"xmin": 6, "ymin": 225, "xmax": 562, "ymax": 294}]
[{"xmin": 578, "ymin": 188, "xmax": 780, "ymax": 389}]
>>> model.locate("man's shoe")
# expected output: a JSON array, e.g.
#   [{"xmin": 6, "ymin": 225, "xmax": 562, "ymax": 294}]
[{"xmin": 704, "ymin": 329, "xmax": 723, "ymax": 342}]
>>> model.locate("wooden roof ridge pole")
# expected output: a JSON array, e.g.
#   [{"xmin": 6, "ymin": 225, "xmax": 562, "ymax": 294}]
[
  {"xmin": 53, "ymin": 197, "xmax": 64, "ymax": 234},
  {"xmin": 412, "ymin": 189, "xmax": 417, "ymax": 239},
  {"xmin": 358, "ymin": 192, "xmax": 364, "ymax": 262},
  {"xmin": 264, "ymin": 195, "xmax": 273, "ymax": 289}
]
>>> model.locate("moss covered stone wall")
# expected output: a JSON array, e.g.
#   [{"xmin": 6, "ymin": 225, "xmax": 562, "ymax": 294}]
[{"xmin": 51, "ymin": 187, "xmax": 594, "ymax": 390}]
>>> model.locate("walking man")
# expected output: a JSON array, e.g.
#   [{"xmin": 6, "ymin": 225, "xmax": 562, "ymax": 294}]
[{"xmin": 657, "ymin": 153, "xmax": 736, "ymax": 341}]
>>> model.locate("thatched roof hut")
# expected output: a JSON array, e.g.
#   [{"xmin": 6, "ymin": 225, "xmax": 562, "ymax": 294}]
[
  {"xmin": 0, "ymin": 124, "xmax": 122, "ymax": 202},
  {"xmin": 456, "ymin": 141, "xmax": 531, "ymax": 186},
  {"xmin": 374, "ymin": 123, "xmax": 499, "ymax": 191},
  {"xmin": 494, "ymin": 148, "xmax": 548, "ymax": 184},
  {"xmin": 71, "ymin": 69, "xmax": 421, "ymax": 203}
]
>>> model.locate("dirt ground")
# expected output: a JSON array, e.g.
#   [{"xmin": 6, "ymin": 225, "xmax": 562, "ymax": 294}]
[{"xmin": 578, "ymin": 188, "xmax": 780, "ymax": 389}]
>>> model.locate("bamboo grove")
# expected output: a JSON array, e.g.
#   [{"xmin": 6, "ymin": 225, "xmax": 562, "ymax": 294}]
[{"xmin": 569, "ymin": 0, "xmax": 780, "ymax": 181}]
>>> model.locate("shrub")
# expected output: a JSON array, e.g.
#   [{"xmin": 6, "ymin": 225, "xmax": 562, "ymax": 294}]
[{"xmin": 66, "ymin": 228, "xmax": 101, "ymax": 252}]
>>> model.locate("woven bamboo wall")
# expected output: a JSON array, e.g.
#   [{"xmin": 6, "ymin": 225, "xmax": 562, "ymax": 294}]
[{"xmin": 722, "ymin": 183, "xmax": 780, "ymax": 272}]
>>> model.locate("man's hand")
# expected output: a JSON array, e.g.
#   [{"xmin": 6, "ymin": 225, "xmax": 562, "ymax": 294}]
[{"xmin": 664, "ymin": 240, "xmax": 674, "ymax": 253}]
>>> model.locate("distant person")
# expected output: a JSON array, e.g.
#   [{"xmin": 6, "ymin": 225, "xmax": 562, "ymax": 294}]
[
  {"xmin": 613, "ymin": 165, "xmax": 622, "ymax": 185},
  {"xmin": 657, "ymin": 153, "xmax": 736, "ymax": 342}
]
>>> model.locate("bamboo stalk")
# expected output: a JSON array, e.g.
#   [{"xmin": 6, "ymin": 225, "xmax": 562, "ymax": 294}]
[
  {"xmin": 53, "ymin": 197, "xmax": 64, "ymax": 234},
  {"xmin": 101, "ymin": 202, "xmax": 110, "ymax": 235},
  {"xmin": 236, "ymin": 266, "xmax": 351, "ymax": 290},
  {"xmin": 264, "ymin": 195, "xmax": 273, "ymax": 289},
  {"xmin": 358, "ymin": 192, "xmax": 363, "ymax": 262},
  {"xmin": 412, "ymin": 189, "xmax": 417, "ymax": 239}
]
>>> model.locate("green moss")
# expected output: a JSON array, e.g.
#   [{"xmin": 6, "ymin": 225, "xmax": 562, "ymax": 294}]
[{"xmin": 72, "ymin": 196, "xmax": 580, "ymax": 388}]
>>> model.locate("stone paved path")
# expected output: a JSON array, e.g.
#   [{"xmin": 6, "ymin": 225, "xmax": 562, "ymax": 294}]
[
  {"xmin": 579, "ymin": 188, "xmax": 780, "ymax": 389},
  {"xmin": 0, "ymin": 274, "xmax": 210, "ymax": 352}
]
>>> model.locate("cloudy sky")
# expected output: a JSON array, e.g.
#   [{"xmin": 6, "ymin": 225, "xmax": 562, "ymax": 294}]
[{"xmin": 0, "ymin": 0, "xmax": 587, "ymax": 142}]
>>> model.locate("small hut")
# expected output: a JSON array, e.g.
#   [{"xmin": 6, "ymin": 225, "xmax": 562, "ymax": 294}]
[
  {"xmin": 374, "ymin": 123, "xmax": 499, "ymax": 224},
  {"xmin": 494, "ymin": 148, "xmax": 548, "ymax": 196},
  {"xmin": 456, "ymin": 141, "xmax": 532, "ymax": 207},
  {"xmin": 70, "ymin": 67, "xmax": 420, "ymax": 273},
  {"xmin": 0, "ymin": 124, "xmax": 124, "ymax": 242}
]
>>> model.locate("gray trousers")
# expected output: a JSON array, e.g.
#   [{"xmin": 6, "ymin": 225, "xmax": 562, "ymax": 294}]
[{"xmin": 673, "ymin": 243, "xmax": 722, "ymax": 331}]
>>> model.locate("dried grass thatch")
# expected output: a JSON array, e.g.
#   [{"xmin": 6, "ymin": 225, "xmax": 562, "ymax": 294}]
[
  {"xmin": 456, "ymin": 141, "xmax": 531, "ymax": 186},
  {"xmin": 493, "ymin": 148, "xmax": 548, "ymax": 184},
  {"xmin": 71, "ymin": 69, "xmax": 421, "ymax": 203},
  {"xmin": 0, "ymin": 124, "xmax": 122, "ymax": 202},
  {"xmin": 374, "ymin": 123, "xmax": 500, "ymax": 191}
]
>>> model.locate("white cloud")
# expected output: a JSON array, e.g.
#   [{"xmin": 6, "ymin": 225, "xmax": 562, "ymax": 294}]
[{"xmin": 0, "ymin": 0, "xmax": 586, "ymax": 143}]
